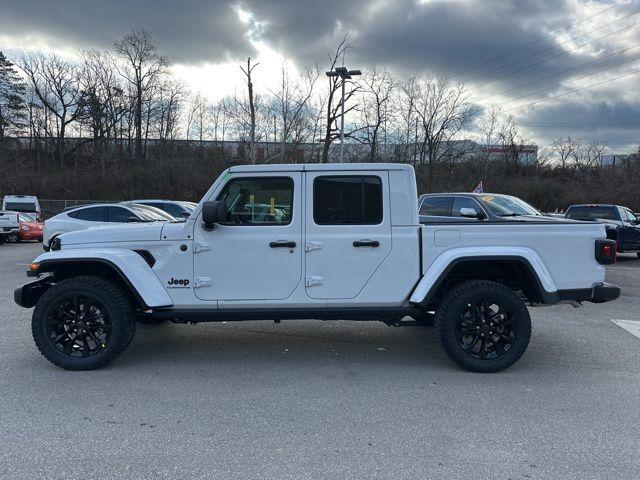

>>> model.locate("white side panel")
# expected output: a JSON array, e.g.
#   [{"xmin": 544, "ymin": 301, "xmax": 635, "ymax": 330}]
[
  {"xmin": 33, "ymin": 249, "xmax": 173, "ymax": 308},
  {"xmin": 353, "ymin": 226, "xmax": 420, "ymax": 306},
  {"xmin": 410, "ymin": 223, "xmax": 607, "ymax": 303},
  {"xmin": 388, "ymin": 169, "xmax": 419, "ymax": 226}
]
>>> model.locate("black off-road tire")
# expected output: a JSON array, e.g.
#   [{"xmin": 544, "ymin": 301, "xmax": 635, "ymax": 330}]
[
  {"xmin": 32, "ymin": 276, "xmax": 136, "ymax": 370},
  {"xmin": 435, "ymin": 280, "xmax": 532, "ymax": 373}
]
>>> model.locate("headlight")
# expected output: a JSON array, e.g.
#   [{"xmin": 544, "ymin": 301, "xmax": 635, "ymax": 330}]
[{"xmin": 21, "ymin": 225, "xmax": 30, "ymax": 231}]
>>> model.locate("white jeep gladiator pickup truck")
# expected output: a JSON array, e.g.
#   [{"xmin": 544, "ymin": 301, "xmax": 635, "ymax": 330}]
[{"xmin": 15, "ymin": 163, "xmax": 620, "ymax": 372}]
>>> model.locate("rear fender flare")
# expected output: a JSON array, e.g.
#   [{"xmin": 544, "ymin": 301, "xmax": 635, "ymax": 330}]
[{"xmin": 410, "ymin": 247, "xmax": 557, "ymax": 306}]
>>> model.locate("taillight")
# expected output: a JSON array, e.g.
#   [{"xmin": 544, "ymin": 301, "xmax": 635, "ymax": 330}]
[{"xmin": 595, "ymin": 239, "xmax": 616, "ymax": 265}]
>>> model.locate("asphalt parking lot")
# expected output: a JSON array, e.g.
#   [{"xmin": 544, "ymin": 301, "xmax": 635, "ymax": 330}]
[{"xmin": 1, "ymin": 243, "xmax": 639, "ymax": 480}]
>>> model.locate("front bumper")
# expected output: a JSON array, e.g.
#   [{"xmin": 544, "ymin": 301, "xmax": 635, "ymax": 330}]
[
  {"xmin": 557, "ymin": 282, "xmax": 621, "ymax": 304},
  {"xmin": 19, "ymin": 231, "xmax": 43, "ymax": 241},
  {"xmin": 14, "ymin": 278, "xmax": 54, "ymax": 308}
]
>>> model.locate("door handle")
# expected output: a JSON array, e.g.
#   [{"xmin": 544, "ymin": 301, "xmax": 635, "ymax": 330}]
[
  {"xmin": 270, "ymin": 241, "xmax": 296, "ymax": 248},
  {"xmin": 353, "ymin": 240, "xmax": 380, "ymax": 248}
]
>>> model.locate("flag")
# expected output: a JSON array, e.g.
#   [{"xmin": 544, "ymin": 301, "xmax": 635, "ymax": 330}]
[{"xmin": 472, "ymin": 181, "xmax": 483, "ymax": 193}]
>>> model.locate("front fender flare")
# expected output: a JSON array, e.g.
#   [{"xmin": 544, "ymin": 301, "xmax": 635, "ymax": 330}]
[
  {"xmin": 31, "ymin": 249, "xmax": 173, "ymax": 308},
  {"xmin": 409, "ymin": 247, "xmax": 558, "ymax": 306}
]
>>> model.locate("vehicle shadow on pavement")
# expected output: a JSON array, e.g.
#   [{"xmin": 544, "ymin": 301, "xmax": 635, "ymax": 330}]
[{"xmin": 116, "ymin": 321, "xmax": 458, "ymax": 371}]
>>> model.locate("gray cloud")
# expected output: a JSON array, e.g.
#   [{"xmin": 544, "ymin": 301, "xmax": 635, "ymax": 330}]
[
  {"xmin": 0, "ymin": 0, "xmax": 254, "ymax": 63},
  {"xmin": 1, "ymin": 0, "xmax": 638, "ymax": 148}
]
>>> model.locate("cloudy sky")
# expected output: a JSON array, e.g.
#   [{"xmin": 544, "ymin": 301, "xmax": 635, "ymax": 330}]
[{"xmin": 1, "ymin": 0, "xmax": 639, "ymax": 150}]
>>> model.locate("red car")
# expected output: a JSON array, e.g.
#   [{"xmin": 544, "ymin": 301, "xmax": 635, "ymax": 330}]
[{"xmin": 17, "ymin": 213, "xmax": 43, "ymax": 242}]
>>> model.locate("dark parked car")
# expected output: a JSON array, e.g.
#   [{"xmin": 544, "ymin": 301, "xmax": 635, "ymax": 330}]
[
  {"xmin": 418, "ymin": 193, "xmax": 567, "ymax": 223},
  {"xmin": 565, "ymin": 204, "xmax": 640, "ymax": 257}
]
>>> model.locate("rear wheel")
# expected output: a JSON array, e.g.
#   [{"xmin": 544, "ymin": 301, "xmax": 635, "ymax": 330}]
[
  {"xmin": 32, "ymin": 276, "xmax": 136, "ymax": 370},
  {"xmin": 435, "ymin": 280, "xmax": 531, "ymax": 373}
]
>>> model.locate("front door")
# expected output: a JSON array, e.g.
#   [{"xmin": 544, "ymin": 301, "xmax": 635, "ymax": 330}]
[
  {"xmin": 304, "ymin": 171, "xmax": 392, "ymax": 299},
  {"xmin": 193, "ymin": 173, "xmax": 303, "ymax": 301}
]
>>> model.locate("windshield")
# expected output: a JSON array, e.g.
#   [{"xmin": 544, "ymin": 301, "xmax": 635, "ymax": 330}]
[
  {"xmin": 18, "ymin": 213, "xmax": 37, "ymax": 222},
  {"xmin": 129, "ymin": 205, "xmax": 175, "ymax": 222},
  {"xmin": 178, "ymin": 201, "xmax": 197, "ymax": 212},
  {"xmin": 566, "ymin": 206, "xmax": 619, "ymax": 221},
  {"xmin": 4, "ymin": 202, "xmax": 37, "ymax": 213},
  {"xmin": 480, "ymin": 195, "xmax": 541, "ymax": 216}
]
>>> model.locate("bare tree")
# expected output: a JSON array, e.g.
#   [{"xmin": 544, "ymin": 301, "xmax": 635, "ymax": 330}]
[
  {"xmin": 570, "ymin": 139, "xmax": 608, "ymax": 169},
  {"xmin": 114, "ymin": 30, "xmax": 168, "ymax": 162},
  {"xmin": 551, "ymin": 136, "xmax": 580, "ymax": 169},
  {"xmin": 269, "ymin": 61, "xmax": 319, "ymax": 162},
  {"xmin": 320, "ymin": 37, "xmax": 361, "ymax": 163},
  {"xmin": 414, "ymin": 76, "xmax": 477, "ymax": 190},
  {"xmin": 358, "ymin": 67, "xmax": 394, "ymax": 162},
  {"xmin": 239, "ymin": 57, "xmax": 259, "ymax": 163},
  {"xmin": 20, "ymin": 53, "xmax": 84, "ymax": 166}
]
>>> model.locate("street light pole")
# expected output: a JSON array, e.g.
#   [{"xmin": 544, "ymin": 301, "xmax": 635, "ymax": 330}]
[
  {"xmin": 340, "ymin": 76, "xmax": 345, "ymax": 162},
  {"xmin": 326, "ymin": 66, "xmax": 361, "ymax": 162}
]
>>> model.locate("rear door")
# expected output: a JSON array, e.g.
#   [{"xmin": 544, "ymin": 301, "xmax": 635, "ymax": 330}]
[{"xmin": 304, "ymin": 172, "xmax": 391, "ymax": 299}]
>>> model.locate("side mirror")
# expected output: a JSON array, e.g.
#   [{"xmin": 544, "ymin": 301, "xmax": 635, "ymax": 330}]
[
  {"xmin": 460, "ymin": 207, "xmax": 486, "ymax": 220},
  {"xmin": 202, "ymin": 201, "xmax": 228, "ymax": 230}
]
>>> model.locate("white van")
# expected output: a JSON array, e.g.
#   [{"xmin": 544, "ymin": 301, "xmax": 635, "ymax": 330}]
[{"xmin": 2, "ymin": 195, "xmax": 41, "ymax": 219}]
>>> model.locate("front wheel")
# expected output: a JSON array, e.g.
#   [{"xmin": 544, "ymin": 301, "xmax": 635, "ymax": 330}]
[
  {"xmin": 435, "ymin": 280, "xmax": 531, "ymax": 373},
  {"xmin": 32, "ymin": 276, "xmax": 136, "ymax": 370},
  {"xmin": 7, "ymin": 232, "xmax": 19, "ymax": 243}
]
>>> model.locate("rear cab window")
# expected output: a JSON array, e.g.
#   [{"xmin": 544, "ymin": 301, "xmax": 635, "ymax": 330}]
[
  {"xmin": 419, "ymin": 196, "xmax": 451, "ymax": 217},
  {"xmin": 566, "ymin": 206, "xmax": 620, "ymax": 221}
]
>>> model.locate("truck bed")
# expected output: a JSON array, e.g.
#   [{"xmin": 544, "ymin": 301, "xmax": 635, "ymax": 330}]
[{"xmin": 419, "ymin": 222, "xmax": 606, "ymax": 293}]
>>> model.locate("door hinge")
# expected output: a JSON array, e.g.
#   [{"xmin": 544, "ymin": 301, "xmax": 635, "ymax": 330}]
[
  {"xmin": 194, "ymin": 277, "xmax": 211, "ymax": 288},
  {"xmin": 193, "ymin": 242, "xmax": 211, "ymax": 253},
  {"xmin": 305, "ymin": 276, "xmax": 323, "ymax": 287},
  {"xmin": 305, "ymin": 241, "xmax": 323, "ymax": 252}
]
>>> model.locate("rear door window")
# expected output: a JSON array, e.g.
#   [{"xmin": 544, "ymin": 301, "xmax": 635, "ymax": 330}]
[
  {"xmin": 313, "ymin": 176, "xmax": 382, "ymax": 225},
  {"xmin": 419, "ymin": 196, "xmax": 452, "ymax": 216}
]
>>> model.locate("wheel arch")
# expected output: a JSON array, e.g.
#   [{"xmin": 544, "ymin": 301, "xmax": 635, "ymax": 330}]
[
  {"xmin": 24, "ymin": 250, "xmax": 173, "ymax": 309},
  {"xmin": 410, "ymin": 255, "xmax": 558, "ymax": 308}
]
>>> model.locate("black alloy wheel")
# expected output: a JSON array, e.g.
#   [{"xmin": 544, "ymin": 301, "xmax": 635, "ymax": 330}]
[
  {"xmin": 455, "ymin": 298, "xmax": 517, "ymax": 360},
  {"xmin": 45, "ymin": 294, "xmax": 112, "ymax": 358}
]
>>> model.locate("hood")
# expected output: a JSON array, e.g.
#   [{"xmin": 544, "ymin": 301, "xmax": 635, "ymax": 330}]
[
  {"xmin": 21, "ymin": 221, "xmax": 42, "ymax": 229},
  {"xmin": 60, "ymin": 222, "xmax": 166, "ymax": 245}
]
